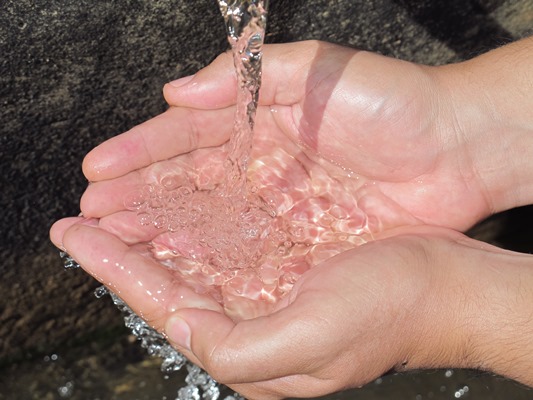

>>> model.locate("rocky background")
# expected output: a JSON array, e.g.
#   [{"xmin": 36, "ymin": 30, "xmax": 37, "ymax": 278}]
[{"xmin": 1, "ymin": 0, "xmax": 533, "ymax": 399}]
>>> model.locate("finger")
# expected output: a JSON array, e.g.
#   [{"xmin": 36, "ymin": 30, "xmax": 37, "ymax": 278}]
[
  {"xmin": 97, "ymin": 210, "xmax": 163, "ymax": 244},
  {"xmin": 165, "ymin": 294, "xmax": 334, "ymax": 385},
  {"xmin": 82, "ymin": 106, "xmax": 234, "ymax": 182},
  {"xmin": 81, "ymin": 152, "xmax": 197, "ymax": 218},
  {"xmin": 80, "ymin": 145, "xmax": 225, "ymax": 218},
  {"xmin": 62, "ymin": 224, "xmax": 222, "ymax": 328},
  {"xmin": 49, "ymin": 216, "xmax": 90, "ymax": 249},
  {"xmin": 164, "ymin": 41, "xmax": 333, "ymax": 109},
  {"xmin": 80, "ymin": 170, "xmax": 143, "ymax": 218}
]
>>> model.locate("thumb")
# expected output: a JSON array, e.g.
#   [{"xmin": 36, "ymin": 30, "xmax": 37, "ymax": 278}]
[
  {"xmin": 163, "ymin": 51, "xmax": 237, "ymax": 109},
  {"xmin": 164, "ymin": 297, "xmax": 327, "ymax": 385},
  {"xmin": 163, "ymin": 41, "xmax": 327, "ymax": 110}
]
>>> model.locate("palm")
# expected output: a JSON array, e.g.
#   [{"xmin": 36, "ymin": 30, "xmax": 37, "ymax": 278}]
[
  {"xmin": 257, "ymin": 42, "xmax": 491, "ymax": 230},
  {"xmin": 76, "ymin": 109, "xmax": 374, "ymax": 320},
  {"xmin": 159, "ymin": 41, "xmax": 491, "ymax": 232}
]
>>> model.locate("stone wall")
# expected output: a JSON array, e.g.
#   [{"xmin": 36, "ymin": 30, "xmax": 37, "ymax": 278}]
[{"xmin": 1, "ymin": 0, "xmax": 532, "ymax": 364}]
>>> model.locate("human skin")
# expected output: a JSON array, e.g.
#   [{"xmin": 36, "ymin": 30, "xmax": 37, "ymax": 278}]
[{"xmin": 50, "ymin": 38, "xmax": 533, "ymax": 399}]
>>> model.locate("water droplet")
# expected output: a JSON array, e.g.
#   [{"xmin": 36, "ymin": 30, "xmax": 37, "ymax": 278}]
[
  {"xmin": 453, "ymin": 385, "xmax": 470, "ymax": 398},
  {"xmin": 153, "ymin": 214, "xmax": 168, "ymax": 229},
  {"xmin": 161, "ymin": 175, "xmax": 181, "ymax": 191},
  {"xmin": 58, "ymin": 381, "xmax": 74, "ymax": 398},
  {"xmin": 124, "ymin": 190, "xmax": 147, "ymax": 210},
  {"xmin": 138, "ymin": 212, "xmax": 151, "ymax": 226},
  {"xmin": 94, "ymin": 286, "xmax": 108, "ymax": 298}
]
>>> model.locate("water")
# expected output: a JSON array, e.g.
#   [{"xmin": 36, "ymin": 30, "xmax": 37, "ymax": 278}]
[
  {"xmin": 217, "ymin": 0, "xmax": 268, "ymax": 196},
  {"xmin": 65, "ymin": 0, "xmax": 373, "ymax": 397},
  {"xmin": 125, "ymin": 0, "xmax": 372, "ymax": 321}
]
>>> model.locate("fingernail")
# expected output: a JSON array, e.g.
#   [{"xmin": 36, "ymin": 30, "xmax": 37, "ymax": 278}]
[
  {"xmin": 168, "ymin": 75, "xmax": 195, "ymax": 88},
  {"xmin": 79, "ymin": 217, "xmax": 99, "ymax": 227},
  {"xmin": 166, "ymin": 315, "xmax": 191, "ymax": 350}
]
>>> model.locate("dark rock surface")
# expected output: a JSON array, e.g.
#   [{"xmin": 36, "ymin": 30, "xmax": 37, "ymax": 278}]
[{"xmin": 1, "ymin": 0, "xmax": 533, "ymax": 398}]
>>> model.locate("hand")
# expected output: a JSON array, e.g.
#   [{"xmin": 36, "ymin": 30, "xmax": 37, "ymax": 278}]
[
  {"xmin": 51, "ymin": 222, "xmax": 533, "ymax": 399},
  {"xmin": 50, "ymin": 39, "xmax": 533, "ymax": 398},
  {"xmin": 53, "ymin": 41, "xmax": 488, "ymax": 319},
  {"xmin": 165, "ymin": 226, "xmax": 533, "ymax": 399},
  {"xmin": 78, "ymin": 41, "xmax": 497, "ymax": 233}
]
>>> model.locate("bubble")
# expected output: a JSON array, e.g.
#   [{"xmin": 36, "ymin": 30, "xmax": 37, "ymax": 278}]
[
  {"xmin": 329, "ymin": 204, "xmax": 349, "ymax": 219},
  {"xmin": 289, "ymin": 225, "xmax": 303, "ymax": 239},
  {"xmin": 189, "ymin": 207, "xmax": 202, "ymax": 222},
  {"xmin": 336, "ymin": 233, "xmax": 348, "ymax": 241},
  {"xmin": 153, "ymin": 214, "xmax": 168, "ymax": 229},
  {"xmin": 317, "ymin": 212, "xmax": 335, "ymax": 227},
  {"xmin": 178, "ymin": 185, "xmax": 194, "ymax": 198},
  {"xmin": 141, "ymin": 184, "xmax": 155, "ymax": 196},
  {"xmin": 149, "ymin": 197, "xmax": 164, "ymax": 209},
  {"xmin": 168, "ymin": 216, "xmax": 186, "ymax": 232},
  {"xmin": 124, "ymin": 190, "xmax": 147, "ymax": 210},
  {"xmin": 138, "ymin": 212, "xmax": 151, "ymax": 226},
  {"xmin": 161, "ymin": 175, "xmax": 181, "ymax": 191}
]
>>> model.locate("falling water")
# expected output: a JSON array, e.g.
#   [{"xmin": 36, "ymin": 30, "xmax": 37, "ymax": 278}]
[{"xmin": 217, "ymin": 0, "xmax": 268, "ymax": 196}]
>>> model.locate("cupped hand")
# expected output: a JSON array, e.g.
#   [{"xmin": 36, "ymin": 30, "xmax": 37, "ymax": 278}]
[
  {"xmin": 49, "ymin": 39, "xmax": 533, "ymax": 398},
  {"xmin": 79, "ymin": 41, "xmax": 497, "ymax": 234},
  {"xmin": 50, "ymin": 221, "xmax": 533, "ymax": 399}
]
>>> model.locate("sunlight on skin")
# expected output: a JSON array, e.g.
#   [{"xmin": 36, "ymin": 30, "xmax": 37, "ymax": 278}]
[{"xmin": 51, "ymin": 39, "xmax": 533, "ymax": 398}]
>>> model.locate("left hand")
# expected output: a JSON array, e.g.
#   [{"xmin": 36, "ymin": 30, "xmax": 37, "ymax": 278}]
[{"xmin": 51, "ymin": 221, "xmax": 533, "ymax": 399}]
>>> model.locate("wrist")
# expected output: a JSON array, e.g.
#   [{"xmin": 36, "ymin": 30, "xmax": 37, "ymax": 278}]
[
  {"xmin": 401, "ymin": 232, "xmax": 533, "ymax": 386},
  {"xmin": 433, "ymin": 38, "xmax": 533, "ymax": 214},
  {"xmin": 465, "ymin": 248, "xmax": 533, "ymax": 386}
]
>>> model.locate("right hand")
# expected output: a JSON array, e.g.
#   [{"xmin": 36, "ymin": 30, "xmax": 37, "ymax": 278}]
[{"xmin": 160, "ymin": 40, "xmax": 500, "ymax": 231}]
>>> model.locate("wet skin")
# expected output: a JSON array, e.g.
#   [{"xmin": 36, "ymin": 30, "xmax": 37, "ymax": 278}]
[{"xmin": 51, "ymin": 39, "xmax": 533, "ymax": 399}]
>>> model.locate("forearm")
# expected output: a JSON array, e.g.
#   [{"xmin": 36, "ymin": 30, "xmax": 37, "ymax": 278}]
[
  {"xmin": 467, "ymin": 249, "xmax": 533, "ymax": 386},
  {"xmin": 405, "ymin": 234, "xmax": 533, "ymax": 386},
  {"xmin": 435, "ymin": 36, "xmax": 533, "ymax": 214}
]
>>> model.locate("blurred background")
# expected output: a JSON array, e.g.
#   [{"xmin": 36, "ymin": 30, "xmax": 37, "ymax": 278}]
[{"xmin": 1, "ymin": 0, "xmax": 533, "ymax": 398}]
